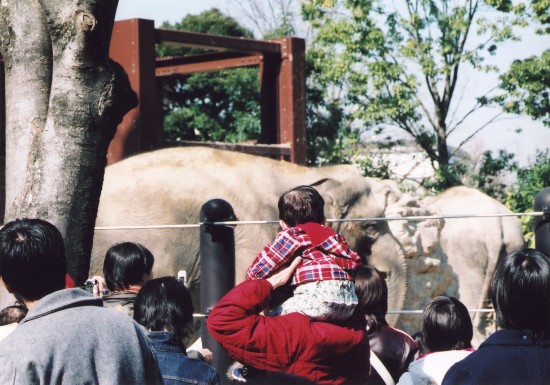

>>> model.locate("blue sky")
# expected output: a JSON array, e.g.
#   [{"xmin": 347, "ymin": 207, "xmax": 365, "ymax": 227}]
[{"xmin": 115, "ymin": 0, "xmax": 550, "ymax": 166}]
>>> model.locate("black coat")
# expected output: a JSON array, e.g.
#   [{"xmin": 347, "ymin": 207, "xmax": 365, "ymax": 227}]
[{"xmin": 442, "ymin": 329, "xmax": 550, "ymax": 385}]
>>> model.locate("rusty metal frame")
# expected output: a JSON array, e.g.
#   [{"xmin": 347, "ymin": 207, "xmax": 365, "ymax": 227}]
[{"xmin": 108, "ymin": 19, "xmax": 306, "ymax": 165}]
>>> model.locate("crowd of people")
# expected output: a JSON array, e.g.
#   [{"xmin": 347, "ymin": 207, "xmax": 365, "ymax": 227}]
[{"xmin": 0, "ymin": 185, "xmax": 548, "ymax": 384}]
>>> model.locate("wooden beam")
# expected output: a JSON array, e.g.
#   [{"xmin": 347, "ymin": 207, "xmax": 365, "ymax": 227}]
[
  {"xmin": 156, "ymin": 53, "xmax": 262, "ymax": 76},
  {"xmin": 155, "ymin": 29, "xmax": 281, "ymax": 54}
]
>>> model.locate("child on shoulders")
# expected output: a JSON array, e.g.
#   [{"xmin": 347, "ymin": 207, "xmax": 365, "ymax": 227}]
[{"xmin": 246, "ymin": 185, "xmax": 362, "ymax": 322}]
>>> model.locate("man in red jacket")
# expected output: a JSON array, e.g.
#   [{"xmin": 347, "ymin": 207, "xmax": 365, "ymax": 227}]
[{"xmin": 207, "ymin": 258, "xmax": 370, "ymax": 385}]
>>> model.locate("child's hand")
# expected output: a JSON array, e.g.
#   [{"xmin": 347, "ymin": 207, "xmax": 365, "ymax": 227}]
[{"xmin": 266, "ymin": 257, "xmax": 302, "ymax": 289}]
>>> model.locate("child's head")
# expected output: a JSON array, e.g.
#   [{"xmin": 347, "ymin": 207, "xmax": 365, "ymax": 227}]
[
  {"xmin": 278, "ymin": 186, "xmax": 325, "ymax": 227},
  {"xmin": 134, "ymin": 276, "xmax": 194, "ymax": 343},
  {"xmin": 421, "ymin": 296, "xmax": 473, "ymax": 353},
  {"xmin": 103, "ymin": 242, "xmax": 155, "ymax": 292},
  {"xmin": 0, "ymin": 303, "xmax": 28, "ymax": 326}
]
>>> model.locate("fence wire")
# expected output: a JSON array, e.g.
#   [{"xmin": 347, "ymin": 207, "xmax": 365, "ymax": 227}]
[
  {"xmin": 95, "ymin": 210, "xmax": 541, "ymax": 317},
  {"xmin": 94, "ymin": 211, "xmax": 544, "ymax": 231}
]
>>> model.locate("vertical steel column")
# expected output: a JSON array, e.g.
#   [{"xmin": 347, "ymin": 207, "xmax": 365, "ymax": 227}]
[
  {"xmin": 108, "ymin": 19, "xmax": 163, "ymax": 164},
  {"xmin": 200, "ymin": 199, "xmax": 237, "ymax": 385},
  {"xmin": 277, "ymin": 37, "xmax": 307, "ymax": 165},
  {"xmin": 534, "ymin": 187, "xmax": 550, "ymax": 257}
]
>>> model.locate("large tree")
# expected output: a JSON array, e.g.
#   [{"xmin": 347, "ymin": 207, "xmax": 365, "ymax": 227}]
[
  {"xmin": 302, "ymin": 0, "xmax": 546, "ymax": 189},
  {"xmin": 0, "ymin": 0, "xmax": 136, "ymax": 283}
]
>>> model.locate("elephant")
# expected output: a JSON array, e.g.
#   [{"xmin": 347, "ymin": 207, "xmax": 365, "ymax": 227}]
[
  {"xmin": 89, "ymin": 146, "xmax": 410, "ymax": 325},
  {"xmin": 423, "ymin": 186, "xmax": 525, "ymax": 342}
]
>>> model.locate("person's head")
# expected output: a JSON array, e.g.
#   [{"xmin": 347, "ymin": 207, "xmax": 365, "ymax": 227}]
[
  {"xmin": 354, "ymin": 265, "xmax": 388, "ymax": 331},
  {"xmin": 0, "ymin": 302, "xmax": 28, "ymax": 325},
  {"xmin": 103, "ymin": 242, "xmax": 155, "ymax": 292},
  {"xmin": 278, "ymin": 185, "xmax": 325, "ymax": 228},
  {"xmin": 421, "ymin": 296, "xmax": 473, "ymax": 353},
  {"xmin": 491, "ymin": 248, "xmax": 550, "ymax": 333},
  {"xmin": 134, "ymin": 276, "xmax": 194, "ymax": 342},
  {"xmin": 0, "ymin": 218, "xmax": 66, "ymax": 301}
]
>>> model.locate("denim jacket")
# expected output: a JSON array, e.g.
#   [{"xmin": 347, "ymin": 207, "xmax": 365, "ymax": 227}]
[{"xmin": 149, "ymin": 331, "xmax": 220, "ymax": 385}]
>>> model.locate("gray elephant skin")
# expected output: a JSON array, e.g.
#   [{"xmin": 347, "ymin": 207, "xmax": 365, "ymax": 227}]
[
  {"xmin": 90, "ymin": 147, "xmax": 409, "ymax": 325},
  {"xmin": 424, "ymin": 186, "xmax": 525, "ymax": 340}
]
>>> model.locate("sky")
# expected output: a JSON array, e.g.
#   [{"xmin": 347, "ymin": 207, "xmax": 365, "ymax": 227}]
[{"xmin": 115, "ymin": 0, "xmax": 550, "ymax": 166}]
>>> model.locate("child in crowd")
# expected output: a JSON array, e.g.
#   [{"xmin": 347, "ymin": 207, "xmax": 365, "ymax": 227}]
[
  {"xmin": 247, "ymin": 185, "xmax": 362, "ymax": 322},
  {"xmin": 0, "ymin": 302, "xmax": 28, "ymax": 341},
  {"xmin": 101, "ymin": 241, "xmax": 155, "ymax": 317},
  {"xmin": 397, "ymin": 296, "xmax": 474, "ymax": 385},
  {"xmin": 134, "ymin": 277, "xmax": 220, "ymax": 385}
]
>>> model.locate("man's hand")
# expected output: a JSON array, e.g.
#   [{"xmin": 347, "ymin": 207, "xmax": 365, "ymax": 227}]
[{"xmin": 266, "ymin": 257, "xmax": 302, "ymax": 289}]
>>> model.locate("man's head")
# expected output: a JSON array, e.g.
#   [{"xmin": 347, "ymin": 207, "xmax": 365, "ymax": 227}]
[
  {"xmin": 491, "ymin": 248, "xmax": 550, "ymax": 333},
  {"xmin": 0, "ymin": 218, "xmax": 66, "ymax": 301},
  {"xmin": 278, "ymin": 185, "xmax": 325, "ymax": 227},
  {"xmin": 103, "ymin": 242, "xmax": 155, "ymax": 292}
]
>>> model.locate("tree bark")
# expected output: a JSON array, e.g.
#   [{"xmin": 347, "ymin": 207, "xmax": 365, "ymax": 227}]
[{"xmin": 0, "ymin": 0, "xmax": 137, "ymax": 284}]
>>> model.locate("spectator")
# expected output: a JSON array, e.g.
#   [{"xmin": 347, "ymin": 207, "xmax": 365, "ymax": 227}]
[
  {"xmin": 442, "ymin": 249, "xmax": 550, "ymax": 385},
  {"xmin": 397, "ymin": 296, "xmax": 474, "ymax": 385},
  {"xmin": 0, "ymin": 218, "xmax": 163, "ymax": 385},
  {"xmin": 134, "ymin": 276, "xmax": 220, "ymax": 385},
  {"xmin": 101, "ymin": 241, "xmax": 155, "ymax": 317},
  {"xmin": 247, "ymin": 185, "xmax": 362, "ymax": 322},
  {"xmin": 0, "ymin": 302, "xmax": 27, "ymax": 341},
  {"xmin": 355, "ymin": 265, "xmax": 418, "ymax": 385},
  {"xmin": 207, "ymin": 257, "xmax": 370, "ymax": 385}
]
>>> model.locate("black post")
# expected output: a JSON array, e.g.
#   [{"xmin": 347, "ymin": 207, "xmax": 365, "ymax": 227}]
[
  {"xmin": 534, "ymin": 187, "xmax": 550, "ymax": 257},
  {"xmin": 200, "ymin": 199, "xmax": 237, "ymax": 384}
]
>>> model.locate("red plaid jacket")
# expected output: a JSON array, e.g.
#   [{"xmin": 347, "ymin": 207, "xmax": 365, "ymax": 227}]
[{"xmin": 246, "ymin": 222, "xmax": 362, "ymax": 285}]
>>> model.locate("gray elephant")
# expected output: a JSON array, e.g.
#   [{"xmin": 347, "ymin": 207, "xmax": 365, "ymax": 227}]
[
  {"xmin": 424, "ymin": 186, "xmax": 525, "ymax": 341},
  {"xmin": 90, "ymin": 146, "xmax": 409, "ymax": 323}
]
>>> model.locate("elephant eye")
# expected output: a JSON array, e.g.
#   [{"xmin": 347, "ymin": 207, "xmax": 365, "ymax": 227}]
[{"xmin": 362, "ymin": 221, "xmax": 379, "ymax": 239}]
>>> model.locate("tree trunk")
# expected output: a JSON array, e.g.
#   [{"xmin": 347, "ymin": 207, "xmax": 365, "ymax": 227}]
[{"xmin": 0, "ymin": 0, "xmax": 137, "ymax": 284}]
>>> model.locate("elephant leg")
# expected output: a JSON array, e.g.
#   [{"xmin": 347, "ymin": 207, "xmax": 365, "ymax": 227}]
[{"xmin": 474, "ymin": 243, "xmax": 504, "ymax": 341}]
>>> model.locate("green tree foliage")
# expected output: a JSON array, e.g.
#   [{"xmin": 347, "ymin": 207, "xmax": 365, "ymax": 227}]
[
  {"xmin": 466, "ymin": 150, "xmax": 518, "ymax": 201},
  {"xmin": 497, "ymin": 49, "xmax": 550, "ymax": 127},
  {"xmin": 158, "ymin": 9, "xmax": 261, "ymax": 143},
  {"xmin": 505, "ymin": 150, "xmax": 550, "ymax": 245},
  {"xmin": 301, "ymin": 0, "xmax": 543, "ymax": 189}
]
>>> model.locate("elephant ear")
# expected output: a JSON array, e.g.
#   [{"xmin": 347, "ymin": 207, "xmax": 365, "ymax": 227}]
[{"xmin": 309, "ymin": 178, "xmax": 355, "ymax": 233}]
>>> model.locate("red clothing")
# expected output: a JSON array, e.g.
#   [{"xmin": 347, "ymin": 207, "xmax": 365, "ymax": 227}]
[
  {"xmin": 206, "ymin": 279, "xmax": 370, "ymax": 385},
  {"xmin": 246, "ymin": 222, "xmax": 362, "ymax": 285}
]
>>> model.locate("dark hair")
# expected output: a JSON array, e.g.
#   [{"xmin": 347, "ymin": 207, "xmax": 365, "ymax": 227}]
[
  {"xmin": 0, "ymin": 302, "xmax": 28, "ymax": 325},
  {"xmin": 103, "ymin": 242, "xmax": 155, "ymax": 291},
  {"xmin": 354, "ymin": 265, "xmax": 388, "ymax": 331},
  {"xmin": 0, "ymin": 218, "xmax": 66, "ymax": 300},
  {"xmin": 421, "ymin": 296, "xmax": 473, "ymax": 352},
  {"xmin": 491, "ymin": 248, "xmax": 550, "ymax": 333},
  {"xmin": 134, "ymin": 276, "xmax": 194, "ymax": 341},
  {"xmin": 278, "ymin": 185, "xmax": 325, "ymax": 227}
]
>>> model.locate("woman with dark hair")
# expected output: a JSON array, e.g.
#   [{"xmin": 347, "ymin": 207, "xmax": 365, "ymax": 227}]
[
  {"xmin": 355, "ymin": 265, "xmax": 418, "ymax": 385},
  {"xmin": 397, "ymin": 296, "xmax": 473, "ymax": 385},
  {"xmin": 101, "ymin": 242, "xmax": 155, "ymax": 317},
  {"xmin": 443, "ymin": 249, "xmax": 550, "ymax": 385},
  {"xmin": 134, "ymin": 276, "xmax": 220, "ymax": 385}
]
